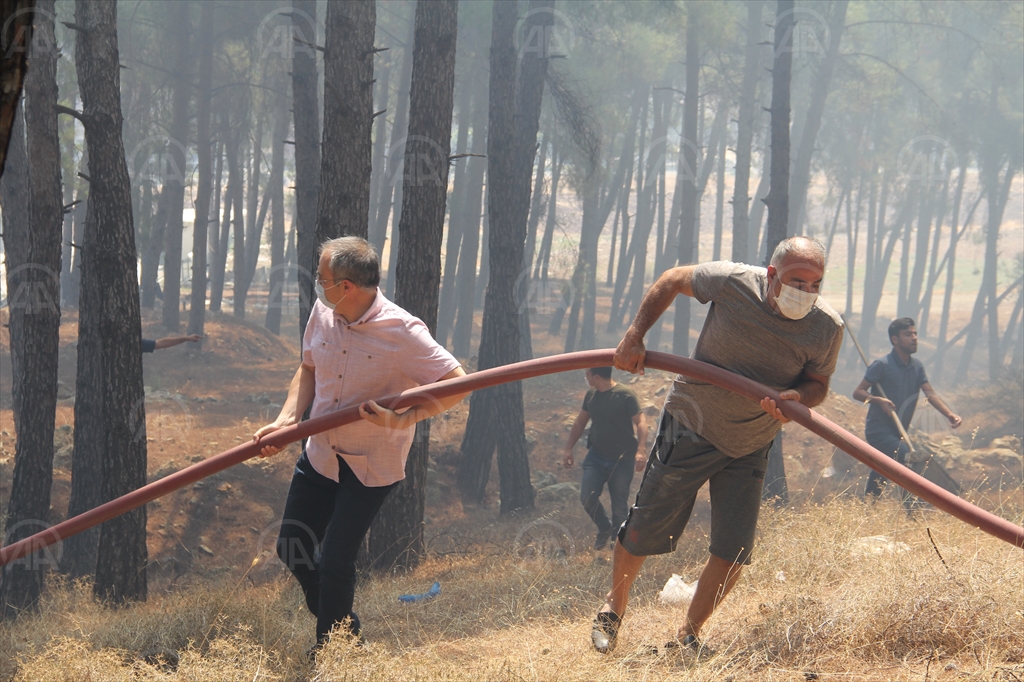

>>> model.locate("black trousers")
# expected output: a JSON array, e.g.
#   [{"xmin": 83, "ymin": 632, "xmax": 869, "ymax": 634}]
[{"xmin": 277, "ymin": 451, "xmax": 397, "ymax": 643}]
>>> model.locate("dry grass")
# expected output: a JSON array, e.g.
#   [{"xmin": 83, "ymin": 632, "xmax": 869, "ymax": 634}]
[{"xmin": 1, "ymin": 495, "xmax": 1021, "ymax": 681}]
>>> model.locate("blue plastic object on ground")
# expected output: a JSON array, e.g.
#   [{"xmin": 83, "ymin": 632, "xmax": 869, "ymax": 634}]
[{"xmin": 399, "ymin": 581, "xmax": 441, "ymax": 603}]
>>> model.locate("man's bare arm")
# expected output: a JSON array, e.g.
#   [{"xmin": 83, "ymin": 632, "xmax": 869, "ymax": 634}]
[
  {"xmin": 254, "ymin": 363, "xmax": 316, "ymax": 456},
  {"xmin": 761, "ymin": 371, "xmax": 831, "ymax": 423},
  {"xmin": 563, "ymin": 409, "xmax": 590, "ymax": 468},
  {"xmin": 921, "ymin": 382, "xmax": 962, "ymax": 428},
  {"xmin": 360, "ymin": 367, "xmax": 470, "ymax": 429},
  {"xmin": 616, "ymin": 265, "xmax": 697, "ymax": 374},
  {"xmin": 852, "ymin": 378, "xmax": 895, "ymax": 413}
]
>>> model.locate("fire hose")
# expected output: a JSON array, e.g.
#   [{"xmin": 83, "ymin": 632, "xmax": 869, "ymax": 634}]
[{"xmin": 1, "ymin": 349, "xmax": 1021, "ymax": 567}]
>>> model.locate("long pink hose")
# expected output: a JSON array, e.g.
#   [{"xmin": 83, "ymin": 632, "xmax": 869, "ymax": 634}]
[{"xmin": 1, "ymin": 349, "xmax": 1020, "ymax": 566}]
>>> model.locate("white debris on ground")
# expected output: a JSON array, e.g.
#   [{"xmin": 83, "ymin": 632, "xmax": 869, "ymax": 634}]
[
  {"xmin": 851, "ymin": 535, "xmax": 911, "ymax": 556},
  {"xmin": 658, "ymin": 574, "xmax": 697, "ymax": 605}
]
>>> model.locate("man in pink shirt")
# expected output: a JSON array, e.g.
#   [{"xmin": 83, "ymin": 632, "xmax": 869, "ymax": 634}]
[{"xmin": 255, "ymin": 236, "xmax": 467, "ymax": 653}]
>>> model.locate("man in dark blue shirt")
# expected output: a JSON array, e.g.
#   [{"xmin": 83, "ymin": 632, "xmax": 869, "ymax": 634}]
[{"xmin": 852, "ymin": 318, "xmax": 961, "ymax": 500}]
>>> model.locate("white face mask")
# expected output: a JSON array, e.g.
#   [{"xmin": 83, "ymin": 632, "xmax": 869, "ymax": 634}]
[
  {"xmin": 315, "ymin": 282, "xmax": 345, "ymax": 312},
  {"xmin": 775, "ymin": 282, "xmax": 818, "ymax": 320}
]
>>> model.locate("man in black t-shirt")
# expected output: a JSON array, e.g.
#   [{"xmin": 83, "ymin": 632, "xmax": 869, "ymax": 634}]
[
  {"xmin": 853, "ymin": 318, "xmax": 961, "ymax": 502},
  {"xmin": 564, "ymin": 367, "xmax": 647, "ymax": 550}
]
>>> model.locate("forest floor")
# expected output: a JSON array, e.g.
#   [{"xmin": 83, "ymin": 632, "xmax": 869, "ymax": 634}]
[{"xmin": 0, "ymin": 292, "xmax": 1021, "ymax": 680}]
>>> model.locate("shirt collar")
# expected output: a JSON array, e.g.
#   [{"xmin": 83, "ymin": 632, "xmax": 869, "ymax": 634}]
[
  {"xmin": 888, "ymin": 348, "xmax": 911, "ymax": 368},
  {"xmin": 344, "ymin": 288, "xmax": 385, "ymax": 326}
]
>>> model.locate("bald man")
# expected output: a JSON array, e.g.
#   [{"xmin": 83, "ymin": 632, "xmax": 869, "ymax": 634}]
[{"xmin": 591, "ymin": 236, "xmax": 844, "ymax": 657}]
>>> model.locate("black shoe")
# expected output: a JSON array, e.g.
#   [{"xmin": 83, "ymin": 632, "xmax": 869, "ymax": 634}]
[
  {"xmin": 669, "ymin": 633, "xmax": 715, "ymax": 659},
  {"xmin": 594, "ymin": 528, "xmax": 613, "ymax": 550},
  {"xmin": 591, "ymin": 610, "xmax": 621, "ymax": 654}
]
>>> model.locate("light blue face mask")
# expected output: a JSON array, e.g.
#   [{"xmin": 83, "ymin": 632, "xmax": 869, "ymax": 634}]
[{"xmin": 315, "ymin": 280, "xmax": 345, "ymax": 311}]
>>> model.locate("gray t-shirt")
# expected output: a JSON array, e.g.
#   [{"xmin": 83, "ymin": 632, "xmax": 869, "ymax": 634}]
[{"xmin": 664, "ymin": 261, "xmax": 844, "ymax": 457}]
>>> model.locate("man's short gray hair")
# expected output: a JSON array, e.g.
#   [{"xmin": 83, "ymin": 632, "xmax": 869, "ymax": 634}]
[
  {"xmin": 770, "ymin": 236, "xmax": 826, "ymax": 269},
  {"xmin": 319, "ymin": 236, "xmax": 381, "ymax": 289}
]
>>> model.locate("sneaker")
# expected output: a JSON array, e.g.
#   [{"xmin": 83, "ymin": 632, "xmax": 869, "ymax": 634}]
[
  {"xmin": 591, "ymin": 610, "xmax": 621, "ymax": 654},
  {"xmin": 594, "ymin": 528, "xmax": 613, "ymax": 551}
]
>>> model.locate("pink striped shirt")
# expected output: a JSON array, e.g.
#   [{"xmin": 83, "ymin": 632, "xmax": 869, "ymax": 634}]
[{"xmin": 302, "ymin": 290, "xmax": 460, "ymax": 486}]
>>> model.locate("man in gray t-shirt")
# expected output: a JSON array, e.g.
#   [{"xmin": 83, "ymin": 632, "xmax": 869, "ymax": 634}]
[{"xmin": 590, "ymin": 236, "xmax": 844, "ymax": 656}]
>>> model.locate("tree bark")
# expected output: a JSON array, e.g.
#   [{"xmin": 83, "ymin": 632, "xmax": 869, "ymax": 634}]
[
  {"xmin": 370, "ymin": 0, "xmax": 457, "ymax": 573},
  {"xmin": 383, "ymin": 14, "xmax": 417, "ymax": 297},
  {"xmin": 187, "ymin": 1, "xmax": 215, "ymax": 338},
  {"xmin": 315, "ymin": 0, "xmax": 375, "ymax": 246},
  {"xmin": 265, "ymin": 70, "xmax": 289, "ymax": 335},
  {"xmin": 436, "ymin": 81, "xmax": 475, "ymax": 347},
  {"xmin": 672, "ymin": 9, "xmax": 701, "ymax": 356},
  {"xmin": 458, "ymin": 0, "xmax": 551, "ymax": 514},
  {"xmin": 0, "ymin": 0, "xmax": 61, "ymax": 616},
  {"xmin": 66, "ymin": 0, "xmax": 148, "ymax": 603},
  {"xmin": 787, "ymin": 0, "xmax": 848, "ymax": 236},
  {"xmin": 450, "ymin": 76, "xmax": 488, "ymax": 358},
  {"xmin": 760, "ymin": 0, "xmax": 795, "ymax": 504},
  {"xmin": 731, "ymin": 0, "xmax": 762, "ymax": 263},
  {"xmin": 157, "ymin": 1, "xmax": 190, "ymax": 331},
  {"xmin": 0, "ymin": 0, "xmax": 31, "ymax": 176},
  {"xmin": 292, "ymin": 0, "xmax": 320, "ymax": 343}
]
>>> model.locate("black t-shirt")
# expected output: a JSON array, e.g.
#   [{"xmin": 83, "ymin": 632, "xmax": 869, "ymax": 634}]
[
  {"xmin": 863, "ymin": 349, "xmax": 929, "ymax": 438},
  {"xmin": 141, "ymin": 338, "xmax": 157, "ymax": 354},
  {"xmin": 582, "ymin": 384, "xmax": 641, "ymax": 458}
]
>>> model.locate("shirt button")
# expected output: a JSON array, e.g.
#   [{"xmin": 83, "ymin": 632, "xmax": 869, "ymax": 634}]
[
  {"xmin": 338, "ymin": 374, "xmax": 342, "ymax": 378},
  {"xmin": 342, "ymin": 350, "xmax": 346, "ymax": 354},
  {"xmin": 334, "ymin": 399, "xmax": 338, "ymax": 403}
]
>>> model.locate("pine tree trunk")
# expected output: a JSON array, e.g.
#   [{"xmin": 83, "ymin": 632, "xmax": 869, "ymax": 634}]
[
  {"xmin": 672, "ymin": 10, "xmax": 701, "ymax": 356},
  {"xmin": 187, "ymin": 1, "xmax": 215, "ymax": 338},
  {"xmin": 209, "ymin": 109, "xmax": 236, "ymax": 314},
  {"xmin": 0, "ymin": 0, "xmax": 30, "ymax": 176},
  {"xmin": 1, "ymin": 110, "xmax": 28, "ymax": 418},
  {"xmin": 265, "ymin": 70, "xmax": 289, "ymax": 335},
  {"xmin": 292, "ymin": 0, "xmax": 320, "ymax": 342},
  {"xmin": 731, "ymin": 0, "xmax": 762, "ymax": 263},
  {"xmin": 383, "ymin": 14, "xmax": 416, "ymax": 296},
  {"xmin": 450, "ymin": 76, "xmax": 488, "ymax": 357},
  {"xmin": 0, "ymin": 1, "xmax": 62, "ymax": 615},
  {"xmin": 713, "ymin": 131, "xmax": 726, "ymax": 261},
  {"xmin": 458, "ymin": 0, "xmax": 550, "ymax": 514},
  {"xmin": 315, "ymin": 0, "xmax": 375, "ymax": 245},
  {"xmin": 368, "ymin": 63, "xmax": 391, "ymax": 241},
  {"xmin": 787, "ymin": 0, "xmax": 848, "ymax": 236},
  {"xmin": 437, "ymin": 82, "xmax": 475, "ymax": 347},
  {"xmin": 67, "ymin": 0, "xmax": 147, "ymax": 603},
  {"xmin": 370, "ymin": 0, "xmax": 458, "ymax": 572},
  {"xmin": 159, "ymin": 1, "xmax": 190, "ymax": 330},
  {"xmin": 760, "ymin": 0, "xmax": 796, "ymax": 504}
]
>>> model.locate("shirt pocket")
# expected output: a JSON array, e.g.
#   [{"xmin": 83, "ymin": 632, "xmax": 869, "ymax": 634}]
[
  {"xmin": 309, "ymin": 329, "xmax": 335, "ymax": 369},
  {"xmin": 353, "ymin": 345, "xmax": 385, "ymax": 364}
]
